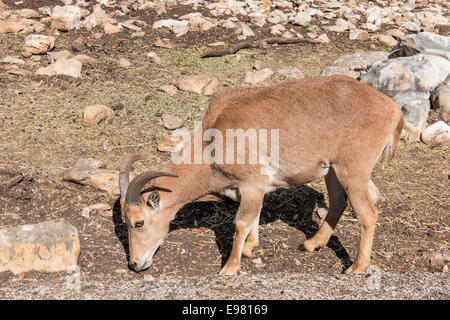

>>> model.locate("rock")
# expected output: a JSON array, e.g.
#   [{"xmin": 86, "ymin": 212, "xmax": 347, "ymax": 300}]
[
  {"xmin": 258, "ymin": 0, "xmax": 271, "ymax": 11},
  {"xmin": 147, "ymin": 52, "xmax": 161, "ymax": 64},
  {"xmin": 292, "ymin": 12, "xmax": 311, "ymax": 26},
  {"xmin": 81, "ymin": 207, "xmax": 91, "ymax": 219},
  {"xmin": 324, "ymin": 19, "xmax": 352, "ymax": 32},
  {"xmin": 47, "ymin": 50, "xmax": 72, "ymax": 62},
  {"xmin": 162, "ymin": 113, "xmax": 184, "ymax": 130},
  {"xmin": 154, "ymin": 2, "xmax": 166, "ymax": 16},
  {"xmin": 421, "ymin": 121, "xmax": 450, "ymax": 147},
  {"xmin": 249, "ymin": 12, "xmax": 266, "ymax": 27},
  {"xmin": 320, "ymin": 66, "xmax": 360, "ymax": 78},
  {"xmin": 188, "ymin": 15, "xmax": 216, "ymax": 31},
  {"xmin": 33, "ymin": 22, "xmax": 46, "ymax": 33},
  {"xmin": 51, "ymin": 5, "xmax": 82, "ymax": 31},
  {"xmin": 322, "ymin": 51, "xmax": 389, "ymax": 78},
  {"xmin": 244, "ymin": 68, "xmax": 274, "ymax": 84},
  {"xmin": 222, "ymin": 20, "xmax": 237, "ymax": 29},
  {"xmin": 394, "ymin": 92, "xmax": 430, "ymax": 140},
  {"xmin": 361, "ymin": 23, "xmax": 379, "ymax": 32},
  {"xmin": 426, "ymin": 251, "xmax": 450, "ymax": 269},
  {"xmin": 82, "ymin": 6, "xmax": 115, "ymax": 30},
  {"xmin": 36, "ymin": 58, "xmax": 82, "ymax": 78},
  {"xmin": 82, "ymin": 105, "xmax": 115, "ymax": 126},
  {"xmin": 120, "ymin": 20, "xmax": 142, "ymax": 32},
  {"xmin": 159, "ymin": 84, "xmax": 177, "ymax": 96},
  {"xmin": 0, "ymin": 220, "xmax": 80, "ymax": 274},
  {"xmin": 88, "ymin": 203, "xmax": 111, "ymax": 212},
  {"xmin": 253, "ymin": 60, "xmax": 263, "ymax": 70},
  {"xmin": 174, "ymin": 73, "xmax": 219, "ymax": 96},
  {"xmin": 154, "ymin": 38, "xmax": 172, "ymax": 49},
  {"xmin": 2, "ymin": 56, "xmax": 25, "ymax": 65},
  {"xmin": 63, "ymin": 158, "xmax": 121, "ymax": 195},
  {"xmin": 0, "ymin": 21, "xmax": 25, "ymax": 33},
  {"xmin": 401, "ymin": 21, "xmax": 421, "ymax": 32},
  {"xmin": 305, "ymin": 8, "xmax": 323, "ymax": 17},
  {"xmin": 372, "ymin": 34, "xmax": 398, "ymax": 47},
  {"xmin": 268, "ymin": 10, "xmax": 288, "ymax": 24},
  {"xmin": 118, "ymin": 57, "xmax": 131, "ymax": 68},
  {"xmin": 104, "ymin": 22, "xmax": 121, "ymax": 34},
  {"xmin": 18, "ymin": 9, "xmax": 40, "ymax": 19},
  {"xmin": 208, "ymin": 41, "xmax": 226, "ymax": 47},
  {"xmin": 277, "ymin": 66, "xmax": 304, "ymax": 79},
  {"xmin": 236, "ymin": 22, "xmax": 255, "ymax": 37},
  {"xmin": 252, "ymin": 257, "xmax": 263, "ymax": 266},
  {"xmin": 270, "ymin": 24, "xmax": 285, "ymax": 36},
  {"xmin": 157, "ymin": 135, "xmax": 184, "ymax": 153},
  {"xmin": 386, "ymin": 29, "xmax": 405, "ymax": 38},
  {"xmin": 316, "ymin": 34, "xmax": 330, "ymax": 44},
  {"xmin": 361, "ymin": 54, "xmax": 450, "ymax": 98},
  {"xmin": 5, "ymin": 66, "xmax": 32, "ymax": 76},
  {"xmin": 403, "ymin": 32, "xmax": 450, "ymax": 53},
  {"xmin": 23, "ymin": 34, "xmax": 55, "ymax": 55},
  {"xmin": 349, "ymin": 29, "xmax": 369, "ymax": 41},
  {"xmin": 432, "ymin": 82, "xmax": 450, "ymax": 123},
  {"xmin": 152, "ymin": 19, "xmax": 189, "ymax": 37},
  {"xmin": 423, "ymin": 49, "xmax": 450, "ymax": 61},
  {"xmin": 73, "ymin": 54, "xmax": 95, "ymax": 66}
]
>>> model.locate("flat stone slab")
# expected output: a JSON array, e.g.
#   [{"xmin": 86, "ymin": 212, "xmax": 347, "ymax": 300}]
[{"xmin": 0, "ymin": 220, "xmax": 80, "ymax": 275}]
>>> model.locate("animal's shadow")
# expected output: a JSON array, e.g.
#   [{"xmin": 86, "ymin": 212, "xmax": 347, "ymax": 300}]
[{"xmin": 113, "ymin": 185, "xmax": 352, "ymax": 273}]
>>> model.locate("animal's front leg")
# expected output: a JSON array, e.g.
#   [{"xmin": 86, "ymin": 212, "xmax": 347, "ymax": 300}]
[{"xmin": 219, "ymin": 184, "xmax": 265, "ymax": 275}]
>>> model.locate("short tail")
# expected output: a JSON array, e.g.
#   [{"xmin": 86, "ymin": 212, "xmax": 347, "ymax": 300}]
[{"xmin": 380, "ymin": 115, "xmax": 404, "ymax": 167}]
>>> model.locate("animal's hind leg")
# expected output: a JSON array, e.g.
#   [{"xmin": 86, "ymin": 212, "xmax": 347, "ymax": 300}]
[
  {"xmin": 242, "ymin": 222, "xmax": 259, "ymax": 258},
  {"xmin": 303, "ymin": 167, "xmax": 347, "ymax": 252}
]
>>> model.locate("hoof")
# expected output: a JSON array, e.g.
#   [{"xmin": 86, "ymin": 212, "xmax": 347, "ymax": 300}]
[
  {"xmin": 219, "ymin": 265, "xmax": 240, "ymax": 275},
  {"xmin": 344, "ymin": 264, "xmax": 368, "ymax": 274}
]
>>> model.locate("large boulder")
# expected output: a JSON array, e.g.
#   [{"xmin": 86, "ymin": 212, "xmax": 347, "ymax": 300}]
[
  {"xmin": 361, "ymin": 54, "xmax": 450, "ymax": 97},
  {"xmin": 0, "ymin": 220, "xmax": 80, "ymax": 274}
]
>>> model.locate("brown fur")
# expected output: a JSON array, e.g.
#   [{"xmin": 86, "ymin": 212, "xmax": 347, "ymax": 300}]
[{"xmin": 122, "ymin": 75, "xmax": 403, "ymax": 275}]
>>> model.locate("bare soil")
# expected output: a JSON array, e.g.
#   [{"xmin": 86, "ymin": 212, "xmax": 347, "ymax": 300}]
[{"xmin": 0, "ymin": 2, "xmax": 449, "ymax": 296}]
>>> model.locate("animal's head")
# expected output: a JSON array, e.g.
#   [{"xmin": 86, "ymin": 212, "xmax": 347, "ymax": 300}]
[{"xmin": 119, "ymin": 155, "xmax": 178, "ymax": 272}]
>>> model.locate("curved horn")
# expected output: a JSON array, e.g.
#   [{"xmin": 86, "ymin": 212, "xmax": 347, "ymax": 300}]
[
  {"xmin": 125, "ymin": 171, "xmax": 178, "ymax": 207},
  {"xmin": 119, "ymin": 154, "xmax": 146, "ymax": 198}
]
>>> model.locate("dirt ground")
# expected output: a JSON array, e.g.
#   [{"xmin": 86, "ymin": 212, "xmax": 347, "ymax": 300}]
[{"xmin": 0, "ymin": 2, "xmax": 449, "ymax": 297}]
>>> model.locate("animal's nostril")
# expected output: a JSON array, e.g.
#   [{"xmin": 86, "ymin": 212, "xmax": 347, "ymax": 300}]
[{"xmin": 129, "ymin": 261, "xmax": 138, "ymax": 269}]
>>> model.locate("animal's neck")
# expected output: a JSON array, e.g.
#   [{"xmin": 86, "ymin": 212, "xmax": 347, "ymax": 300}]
[{"xmin": 153, "ymin": 163, "xmax": 226, "ymax": 218}]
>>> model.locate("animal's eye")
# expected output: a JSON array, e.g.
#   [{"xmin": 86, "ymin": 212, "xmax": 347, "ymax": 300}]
[{"xmin": 134, "ymin": 221, "xmax": 144, "ymax": 228}]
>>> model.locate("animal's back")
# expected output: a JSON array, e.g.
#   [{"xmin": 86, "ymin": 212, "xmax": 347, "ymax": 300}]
[{"xmin": 203, "ymin": 75, "xmax": 401, "ymax": 165}]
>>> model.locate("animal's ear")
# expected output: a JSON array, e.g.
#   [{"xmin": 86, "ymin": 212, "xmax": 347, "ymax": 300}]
[{"xmin": 146, "ymin": 191, "xmax": 160, "ymax": 210}]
